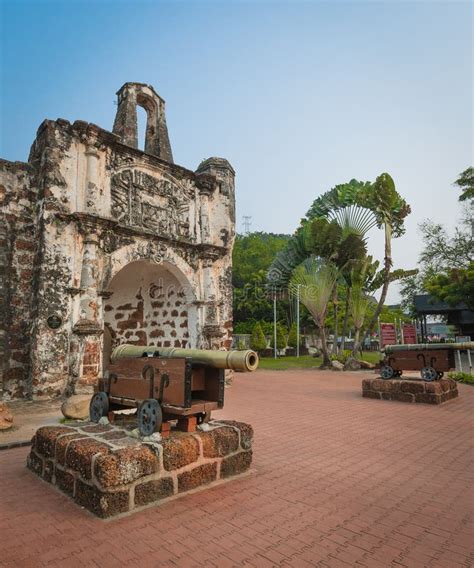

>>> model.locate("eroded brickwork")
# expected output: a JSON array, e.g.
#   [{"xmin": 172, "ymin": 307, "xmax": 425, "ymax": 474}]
[{"xmin": 0, "ymin": 83, "xmax": 235, "ymax": 399}]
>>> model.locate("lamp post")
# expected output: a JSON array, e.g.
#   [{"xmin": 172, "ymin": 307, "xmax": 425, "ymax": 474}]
[
  {"xmin": 296, "ymin": 284, "xmax": 300, "ymax": 358},
  {"xmin": 273, "ymin": 288, "xmax": 277, "ymax": 359}
]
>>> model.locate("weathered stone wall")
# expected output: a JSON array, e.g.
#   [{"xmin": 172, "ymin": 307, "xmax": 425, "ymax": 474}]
[
  {"xmin": 0, "ymin": 160, "xmax": 39, "ymax": 398},
  {"xmin": 104, "ymin": 260, "xmax": 193, "ymax": 349},
  {"xmin": 27, "ymin": 420, "xmax": 253, "ymax": 518},
  {"xmin": 0, "ymin": 83, "xmax": 235, "ymax": 399}
]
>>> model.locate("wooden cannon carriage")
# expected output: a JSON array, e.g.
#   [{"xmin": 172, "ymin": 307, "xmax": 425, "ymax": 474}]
[
  {"xmin": 380, "ymin": 342, "xmax": 473, "ymax": 381},
  {"xmin": 90, "ymin": 345, "xmax": 259, "ymax": 436}
]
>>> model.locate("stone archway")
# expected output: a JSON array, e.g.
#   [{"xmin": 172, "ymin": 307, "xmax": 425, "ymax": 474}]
[{"xmin": 103, "ymin": 260, "xmax": 197, "ymax": 359}]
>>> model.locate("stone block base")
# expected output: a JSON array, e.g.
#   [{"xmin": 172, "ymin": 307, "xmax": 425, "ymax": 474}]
[
  {"xmin": 27, "ymin": 419, "xmax": 253, "ymax": 518},
  {"xmin": 362, "ymin": 377, "xmax": 459, "ymax": 404}
]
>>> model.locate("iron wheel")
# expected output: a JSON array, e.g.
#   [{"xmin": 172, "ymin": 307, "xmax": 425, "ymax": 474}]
[
  {"xmin": 380, "ymin": 365, "xmax": 394, "ymax": 380},
  {"xmin": 89, "ymin": 392, "xmax": 109, "ymax": 423},
  {"xmin": 138, "ymin": 399, "xmax": 162, "ymax": 437},
  {"xmin": 421, "ymin": 367, "xmax": 438, "ymax": 382}
]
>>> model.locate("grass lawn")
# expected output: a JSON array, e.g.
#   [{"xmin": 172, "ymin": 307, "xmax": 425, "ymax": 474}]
[{"xmin": 257, "ymin": 351, "xmax": 381, "ymax": 370}]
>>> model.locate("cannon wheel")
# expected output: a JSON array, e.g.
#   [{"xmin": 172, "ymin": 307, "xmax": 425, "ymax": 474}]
[
  {"xmin": 421, "ymin": 367, "xmax": 438, "ymax": 382},
  {"xmin": 138, "ymin": 399, "xmax": 162, "ymax": 437},
  {"xmin": 90, "ymin": 392, "xmax": 109, "ymax": 423},
  {"xmin": 380, "ymin": 365, "xmax": 395, "ymax": 380}
]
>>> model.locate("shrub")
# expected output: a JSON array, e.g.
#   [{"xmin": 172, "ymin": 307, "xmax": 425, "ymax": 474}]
[
  {"xmin": 287, "ymin": 322, "xmax": 304, "ymax": 348},
  {"xmin": 270, "ymin": 323, "xmax": 288, "ymax": 350},
  {"xmin": 447, "ymin": 371, "xmax": 474, "ymax": 385},
  {"xmin": 250, "ymin": 322, "xmax": 267, "ymax": 352}
]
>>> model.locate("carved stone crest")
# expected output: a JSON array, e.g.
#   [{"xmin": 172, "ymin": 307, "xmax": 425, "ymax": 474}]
[
  {"xmin": 130, "ymin": 241, "xmax": 168, "ymax": 264},
  {"xmin": 111, "ymin": 168, "xmax": 192, "ymax": 239}
]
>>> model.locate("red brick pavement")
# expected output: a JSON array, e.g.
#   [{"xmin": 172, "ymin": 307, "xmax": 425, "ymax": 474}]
[{"xmin": 0, "ymin": 370, "xmax": 473, "ymax": 567}]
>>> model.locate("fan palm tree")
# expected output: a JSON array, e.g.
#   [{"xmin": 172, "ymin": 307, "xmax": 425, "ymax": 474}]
[
  {"xmin": 346, "ymin": 256, "xmax": 377, "ymax": 362},
  {"xmin": 289, "ymin": 259, "xmax": 339, "ymax": 367}
]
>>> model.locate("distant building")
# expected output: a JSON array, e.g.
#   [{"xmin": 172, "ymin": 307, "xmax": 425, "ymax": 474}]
[{"xmin": 414, "ymin": 295, "xmax": 474, "ymax": 341}]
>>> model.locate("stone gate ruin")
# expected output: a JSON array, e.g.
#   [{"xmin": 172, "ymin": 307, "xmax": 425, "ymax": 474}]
[{"xmin": 0, "ymin": 82, "xmax": 235, "ymax": 399}]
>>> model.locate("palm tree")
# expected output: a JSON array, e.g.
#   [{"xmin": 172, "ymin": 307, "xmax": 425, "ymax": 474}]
[
  {"xmin": 358, "ymin": 173, "xmax": 411, "ymax": 344},
  {"xmin": 346, "ymin": 256, "xmax": 376, "ymax": 363},
  {"xmin": 289, "ymin": 259, "xmax": 339, "ymax": 367}
]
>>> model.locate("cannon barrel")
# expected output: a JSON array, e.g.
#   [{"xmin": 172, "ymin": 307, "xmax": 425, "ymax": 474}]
[
  {"xmin": 111, "ymin": 344, "xmax": 259, "ymax": 372},
  {"xmin": 384, "ymin": 342, "xmax": 474, "ymax": 353}
]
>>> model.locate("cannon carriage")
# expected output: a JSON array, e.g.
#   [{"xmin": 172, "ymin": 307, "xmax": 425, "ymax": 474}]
[
  {"xmin": 90, "ymin": 345, "xmax": 259, "ymax": 436},
  {"xmin": 379, "ymin": 342, "xmax": 473, "ymax": 381}
]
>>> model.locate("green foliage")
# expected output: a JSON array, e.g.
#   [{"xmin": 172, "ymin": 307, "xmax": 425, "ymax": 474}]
[
  {"xmin": 424, "ymin": 262, "xmax": 474, "ymax": 310},
  {"xmin": 331, "ymin": 349, "xmax": 352, "ymax": 364},
  {"xmin": 447, "ymin": 371, "xmax": 474, "ymax": 385},
  {"xmin": 418, "ymin": 219, "xmax": 473, "ymax": 274},
  {"xmin": 308, "ymin": 217, "xmax": 367, "ymax": 270},
  {"xmin": 257, "ymin": 351, "xmax": 380, "ymax": 370},
  {"xmin": 233, "ymin": 321, "xmax": 255, "ymax": 335},
  {"xmin": 250, "ymin": 322, "xmax": 267, "ymax": 352},
  {"xmin": 348, "ymin": 259, "xmax": 373, "ymax": 330},
  {"xmin": 287, "ymin": 321, "xmax": 303, "ymax": 348},
  {"xmin": 399, "ymin": 205, "xmax": 473, "ymax": 315},
  {"xmin": 289, "ymin": 259, "xmax": 339, "ymax": 328},
  {"xmin": 233, "ymin": 232, "xmax": 290, "ymax": 288},
  {"xmin": 233, "ymin": 233, "xmax": 291, "ymax": 329},
  {"xmin": 270, "ymin": 323, "xmax": 288, "ymax": 350},
  {"xmin": 454, "ymin": 167, "xmax": 474, "ymax": 202}
]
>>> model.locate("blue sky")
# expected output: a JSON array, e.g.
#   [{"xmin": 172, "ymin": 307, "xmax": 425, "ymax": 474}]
[{"xmin": 1, "ymin": 0, "xmax": 472, "ymax": 302}]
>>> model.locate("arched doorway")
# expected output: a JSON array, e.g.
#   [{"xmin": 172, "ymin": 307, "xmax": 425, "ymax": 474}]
[{"xmin": 103, "ymin": 260, "xmax": 197, "ymax": 362}]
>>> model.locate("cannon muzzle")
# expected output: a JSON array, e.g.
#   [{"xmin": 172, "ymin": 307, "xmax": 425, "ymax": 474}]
[
  {"xmin": 384, "ymin": 342, "xmax": 474, "ymax": 353},
  {"xmin": 111, "ymin": 344, "xmax": 259, "ymax": 372}
]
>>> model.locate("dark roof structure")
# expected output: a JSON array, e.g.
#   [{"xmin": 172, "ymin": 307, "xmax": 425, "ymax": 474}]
[{"xmin": 414, "ymin": 294, "xmax": 474, "ymax": 338}]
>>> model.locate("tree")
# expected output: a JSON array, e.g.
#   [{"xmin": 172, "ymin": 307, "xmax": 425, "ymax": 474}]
[
  {"xmin": 287, "ymin": 321, "xmax": 303, "ymax": 348},
  {"xmin": 399, "ymin": 208, "xmax": 473, "ymax": 315},
  {"xmin": 357, "ymin": 173, "xmax": 411, "ymax": 344},
  {"xmin": 250, "ymin": 322, "xmax": 267, "ymax": 352},
  {"xmin": 270, "ymin": 323, "xmax": 288, "ymax": 350},
  {"xmin": 347, "ymin": 256, "xmax": 376, "ymax": 360},
  {"xmin": 233, "ymin": 233, "xmax": 289, "ymax": 288},
  {"xmin": 233, "ymin": 233, "xmax": 291, "ymax": 329},
  {"xmin": 289, "ymin": 259, "xmax": 339, "ymax": 367},
  {"xmin": 454, "ymin": 167, "xmax": 474, "ymax": 202},
  {"xmin": 425, "ymin": 262, "xmax": 474, "ymax": 310}
]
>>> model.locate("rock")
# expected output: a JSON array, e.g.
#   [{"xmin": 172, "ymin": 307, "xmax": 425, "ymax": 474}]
[
  {"xmin": 331, "ymin": 360, "xmax": 344, "ymax": 371},
  {"xmin": 343, "ymin": 358, "xmax": 361, "ymax": 371},
  {"xmin": 61, "ymin": 395, "xmax": 92, "ymax": 420},
  {"xmin": 0, "ymin": 402, "xmax": 14, "ymax": 430},
  {"xmin": 359, "ymin": 360, "xmax": 376, "ymax": 370}
]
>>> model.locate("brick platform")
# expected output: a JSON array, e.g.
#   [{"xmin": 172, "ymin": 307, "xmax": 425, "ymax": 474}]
[
  {"xmin": 27, "ymin": 420, "xmax": 252, "ymax": 518},
  {"xmin": 362, "ymin": 377, "xmax": 459, "ymax": 404}
]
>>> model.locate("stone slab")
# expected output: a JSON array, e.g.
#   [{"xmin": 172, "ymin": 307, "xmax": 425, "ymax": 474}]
[
  {"xmin": 27, "ymin": 420, "xmax": 253, "ymax": 518},
  {"xmin": 362, "ymin": 377, "xmax": 459, "ymax": 404}
]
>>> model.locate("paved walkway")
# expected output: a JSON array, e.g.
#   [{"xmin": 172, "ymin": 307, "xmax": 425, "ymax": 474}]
[
  {"xmin": 0, "ymin": 370, "xmax": 473, "ymax": 567},
  {"xmin": 0, "ymin": 399, "xmax": 62, "ymax": 446}
]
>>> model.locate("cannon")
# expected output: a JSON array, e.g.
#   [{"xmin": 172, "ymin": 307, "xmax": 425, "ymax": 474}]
[
  {"xmin": 379, "ymin": 342, "xmax": 474, "ymax": 381},
  {"xmin": 110, "ymin": 344, "xmax": 259, "ymax": 372},
  {"xmin": 90, "ymin": 345, "xmax": 259, "ymax": 436}
]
